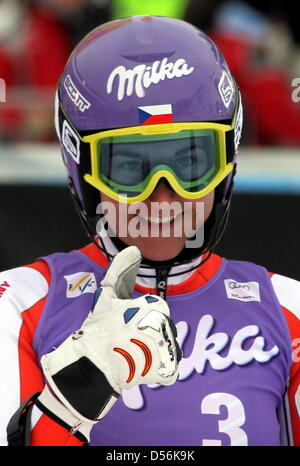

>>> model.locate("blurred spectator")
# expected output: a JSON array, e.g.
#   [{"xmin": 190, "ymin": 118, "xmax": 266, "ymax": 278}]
[
  {"xmin": 0, "ymin": 0, "xmax": 110, "ymax": 143},
  {"xmin": 2, "ymin": 0, "xmax": 299, "ymax": 146},
  {"xmin": 185, "ymin": 1, "xmax": 300, "ymax": 46},
  {"xmin": 185, "ymin": 1, "xmax": 300, "ymax": 146},
  {"xmin": 0, "ymin": 0, "xmax": 71, "ymax": 142},
  {"xmin": 35, "ymin": 0, "xmax": 110, "ymax": 47}
]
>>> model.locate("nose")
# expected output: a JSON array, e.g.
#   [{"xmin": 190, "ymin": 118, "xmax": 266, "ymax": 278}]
[{"xmin": 147, "ymin": 179, "xmax": 177, "ymax": 203}]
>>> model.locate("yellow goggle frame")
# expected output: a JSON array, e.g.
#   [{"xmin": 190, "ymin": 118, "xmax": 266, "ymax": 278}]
[{"xmin": 82, "ymin": 121, "xmax": 234, "ymax": 204}]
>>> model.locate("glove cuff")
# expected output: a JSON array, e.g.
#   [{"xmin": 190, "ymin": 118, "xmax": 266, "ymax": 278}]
[
  {"xmin": 41, "ymin": 354, "xmax": 120, "ymax": 421},
  {"xmin": 37, "ymin": 386, "xmax": 97, "ymax": 442}
]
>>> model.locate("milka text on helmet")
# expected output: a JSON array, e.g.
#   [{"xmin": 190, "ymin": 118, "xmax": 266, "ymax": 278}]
[{"xmin": 106, "ymin": 57, "xmax": 195, "ymax": 101}]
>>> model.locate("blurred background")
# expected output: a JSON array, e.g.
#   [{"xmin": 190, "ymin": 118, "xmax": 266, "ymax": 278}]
[{"xmin": 0, "ymin": 0, "xmax": 300, "ymax": 278}]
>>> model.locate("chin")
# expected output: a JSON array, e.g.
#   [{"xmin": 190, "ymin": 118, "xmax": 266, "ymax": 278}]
[
  {"xmin": 143, "ymin": 252, "xmax": 177, "ymax": 262},
  {"xmin": 129, "ymin": 239, "xmax": 185, "ymax": 263}
]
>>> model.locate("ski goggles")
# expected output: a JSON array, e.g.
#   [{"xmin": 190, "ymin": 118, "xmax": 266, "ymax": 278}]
[{"xmin": 82, "ymin": 121, "xmax": 236, "ymax": 204}]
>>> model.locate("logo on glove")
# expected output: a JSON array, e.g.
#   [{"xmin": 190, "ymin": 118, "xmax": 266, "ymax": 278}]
[{"xmin": 114, "ymin": 339, "xmax": 153, "ymax": 383}]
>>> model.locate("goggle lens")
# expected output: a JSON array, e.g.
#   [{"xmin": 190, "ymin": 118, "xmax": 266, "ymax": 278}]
[{"xmin": 98, "ymin": 129, "xmax": 219, "ymax": 197}]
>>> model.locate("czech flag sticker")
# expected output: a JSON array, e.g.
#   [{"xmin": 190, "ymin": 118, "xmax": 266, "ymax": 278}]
[{"xmin": 138, "ymin": 104, "xmax": 173, "ymax": 125}]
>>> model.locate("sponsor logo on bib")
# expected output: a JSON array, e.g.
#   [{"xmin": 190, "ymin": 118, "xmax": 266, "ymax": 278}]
[{"xmin": 64, "ymin": 272, "xmax": 97, "ymax": 298}]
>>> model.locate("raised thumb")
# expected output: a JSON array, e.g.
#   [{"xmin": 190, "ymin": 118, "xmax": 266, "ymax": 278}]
[{"xmin": 100, "ymin": 246, "xmax": 142, "ymax": 300}]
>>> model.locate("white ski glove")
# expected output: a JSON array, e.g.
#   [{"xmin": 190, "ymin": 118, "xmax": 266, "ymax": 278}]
[{"xmin": 37, "ymin": 246, "xmax": 181, "ymax": 442}]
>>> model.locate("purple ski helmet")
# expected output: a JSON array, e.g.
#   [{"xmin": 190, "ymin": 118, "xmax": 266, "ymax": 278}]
[{"xmin": 55, "ymin": 16, "xmax": 243, "ymax": 266}]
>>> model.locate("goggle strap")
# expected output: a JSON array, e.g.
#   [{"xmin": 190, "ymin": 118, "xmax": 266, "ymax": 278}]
[{"xmin": 225, "ymin": 127, "xmax": 235, "ymax": 164}]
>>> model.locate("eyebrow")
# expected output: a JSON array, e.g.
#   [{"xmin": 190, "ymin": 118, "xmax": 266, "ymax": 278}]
[
  {"xmin": 112, "ymin": 150, "xmax": 143, "ymax": 158},
  {"xmin": 109, "ymin": 138, "xmax": 204, "ymax": 160},
  {"xmin": 174, "ymin": 141, "xmax": 201, "ymax": 157}
]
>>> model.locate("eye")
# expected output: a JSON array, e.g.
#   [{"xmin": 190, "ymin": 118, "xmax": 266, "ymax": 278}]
[
  {"xmin": 120, "ymin": 160, "xmax": 142, "ymax": 171},
  {"xmin": 175, "ymin": 154, "xmax": 197, "ymax": 169}
]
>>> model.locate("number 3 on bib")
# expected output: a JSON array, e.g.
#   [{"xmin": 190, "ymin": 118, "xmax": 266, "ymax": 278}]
[{"xmin": 201, "ymin": 392, "xmax": 248, "ymax": 446}]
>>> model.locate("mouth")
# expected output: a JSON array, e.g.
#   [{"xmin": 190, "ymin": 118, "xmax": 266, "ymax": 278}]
[{"xmin": 138, "ymin": 212, "xmax": 182, "ymax": 224}]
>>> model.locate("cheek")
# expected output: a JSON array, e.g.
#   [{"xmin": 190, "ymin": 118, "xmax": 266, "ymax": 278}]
[{"xmin": 99, "ymin": 191, "xmax": 215, "ymax": 240}]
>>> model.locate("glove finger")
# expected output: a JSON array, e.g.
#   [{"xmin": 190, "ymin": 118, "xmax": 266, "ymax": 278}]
[
  {"xmin": 165, "ymin": 316, "xmax": 182, "ymax": 362},
  {"xmin": 101, "ymin": 246, "xmax": 142, "ymax": 300},
  {"xmin": 137, "ymin": 310, "xmax": 178, "ymax": 377}
]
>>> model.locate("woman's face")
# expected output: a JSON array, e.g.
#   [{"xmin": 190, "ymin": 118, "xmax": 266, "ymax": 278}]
[{"xmin": 100, "ymin": 183, "xmax": 215, "ymax": 262}]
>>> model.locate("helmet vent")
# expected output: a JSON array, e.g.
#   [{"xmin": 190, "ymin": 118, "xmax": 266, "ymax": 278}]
[{"xmin": 122, "ymin": 52, "xmax": 175, "ymax": 63}]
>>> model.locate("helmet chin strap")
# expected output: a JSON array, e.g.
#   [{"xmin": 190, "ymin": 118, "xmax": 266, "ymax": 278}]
[
  {"xmin": 73, "ymin": 203, "xmax": 212, "ymax": 299},
  {"xmin": 70, "ymin": 193, "xmax": 197, "ymax": 278},
  {"xmin": 94, "ymin": 179, "xmax": 232, "ymax": 277},
  {"xmin": 106, "ymin": 232, "xmax": 207, "ymax": 277},
  {"xmin": 95, "ymin": 223, "xmax": 206, "ymax": 300},
  {"xmin": 70, "ymin": 173, "xmax": 232, "ymax": 298}
]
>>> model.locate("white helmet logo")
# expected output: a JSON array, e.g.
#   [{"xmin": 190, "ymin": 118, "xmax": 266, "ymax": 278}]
[
  {"xmin": 62, "ymin": 120, "xmax": 80, "ymax": 164},
  {"xmin": 218, "ymin": 71, "xmax": 234, "ymax": 108},
  {"xmin": 64, "ymin": 75, "xmax": 91, "ymax": 112}
]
